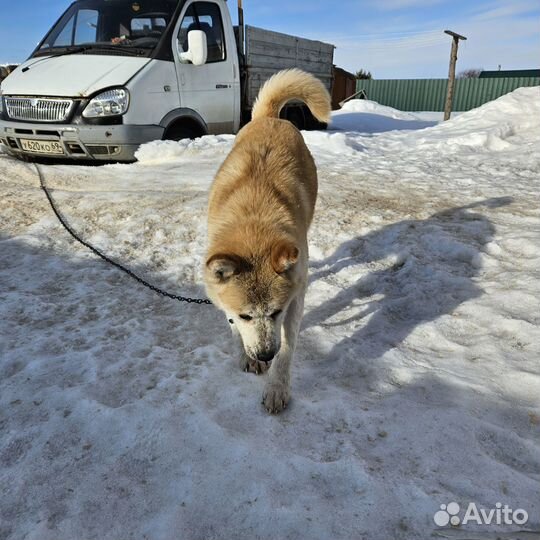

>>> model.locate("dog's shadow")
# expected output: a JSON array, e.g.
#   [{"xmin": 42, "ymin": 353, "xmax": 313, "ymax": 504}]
[{"xmin": 303, "ymin": 197, "xmax": 513, "ymax": 363}]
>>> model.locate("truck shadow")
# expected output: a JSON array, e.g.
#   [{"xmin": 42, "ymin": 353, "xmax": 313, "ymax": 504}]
[
  {"xmin": 303, "ymin": 197, "xmax": 513, "ymax": 363},
  {"xmin": 16, "ymin": 155, "xmax": 130, "ymax": 166}
]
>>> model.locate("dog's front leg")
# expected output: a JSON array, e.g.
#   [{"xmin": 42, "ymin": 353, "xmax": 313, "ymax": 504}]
[
  {"xmin": 263, "ymin": 287, "xmax": 305, "ymax": 413},
  {"xmin": 231, "ymin": 324, "xmax": 249, "ymax": 371}
]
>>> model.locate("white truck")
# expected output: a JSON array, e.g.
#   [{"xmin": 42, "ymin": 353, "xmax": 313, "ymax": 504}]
[{"xmin": 0, "ymin": 0, "xmax": 334, "ymax": 162}]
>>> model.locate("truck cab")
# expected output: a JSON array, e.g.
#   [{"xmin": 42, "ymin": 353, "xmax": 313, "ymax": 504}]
[
  {"xmin": 0, "ymin": 0, "xmax": 334, "ymax": 162},
  {"xmin": 0, "ymin": 0, "xmax": 241, "ymax": 161}
]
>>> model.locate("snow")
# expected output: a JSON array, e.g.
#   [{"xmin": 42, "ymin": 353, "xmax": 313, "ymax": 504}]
[
  {"xmin": 1, "ymin": 87, "xmax": 540, "ymax": 539},
  {"xmin": 330, "ymin": 98, "xmax": 443, "ymax": 133}
]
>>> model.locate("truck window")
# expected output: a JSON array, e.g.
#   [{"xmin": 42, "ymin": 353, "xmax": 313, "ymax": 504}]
[
  {"xmin": 53, "ymin": 15, "xmax": 76, "ymax": 47},
  {"xmin": 178, "ymin": 2, "xmax": 226, "ymax": 63},
  {"xmin": 37, "ymin": 0, "xmax": 177, "ymax": 54},
  {"xmin": 131, "ymin": 16, "xmax": 167, "ymax": 38},
  {"xmin": 74, "ymin": 9, "xmax": 99, "ymax": 45}
]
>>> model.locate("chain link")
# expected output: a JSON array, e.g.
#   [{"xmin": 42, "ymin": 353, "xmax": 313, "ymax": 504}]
[{"xmin": 35, "ymin": 163, "xmax": 212, "ymax": 305}]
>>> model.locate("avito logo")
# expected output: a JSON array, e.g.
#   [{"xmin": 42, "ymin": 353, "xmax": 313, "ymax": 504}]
[{"xmin": 434, "ymin": 502, "xmax": 529, "ymax": 527}]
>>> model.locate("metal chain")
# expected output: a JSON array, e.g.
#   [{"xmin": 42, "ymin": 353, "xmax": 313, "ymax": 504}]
[{"xmin": 35, "ymin": 163, "xmax": 212, "ymax": 305}]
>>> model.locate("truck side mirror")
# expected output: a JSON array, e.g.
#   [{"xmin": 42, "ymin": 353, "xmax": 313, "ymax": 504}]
[{"xmin": 178, "ymin": 30, "xmax": 208, "ymax": 66}]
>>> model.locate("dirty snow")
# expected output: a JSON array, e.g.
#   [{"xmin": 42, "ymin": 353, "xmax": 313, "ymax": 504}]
[{"xmin": 1, "ymin": 87, "xmax": 539, "ymax": 540}]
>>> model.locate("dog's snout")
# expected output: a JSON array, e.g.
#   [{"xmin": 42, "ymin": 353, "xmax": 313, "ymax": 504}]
[{"xmin": 257, "ymin": 351, "xmax": 275, "ymax": 363}]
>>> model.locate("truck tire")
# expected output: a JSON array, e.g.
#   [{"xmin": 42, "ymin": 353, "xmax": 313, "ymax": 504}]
[
  {"xmin": 163, "ymin": 124, "xmax": 197, "ymax": 141},
  {"xmin": 281, "ymin": 105, "xmax": 327, "ymax": 131},
  {"xmin": 303, "ymin": 106, "xmax": 328, "ymax": 131},
  {"xmin": 281, "ymin": 105, "xmax": 306, "ymax": 131},
  {"xmin": 163, "ymin": 117, "xmax": 206, "ymax": 141}
]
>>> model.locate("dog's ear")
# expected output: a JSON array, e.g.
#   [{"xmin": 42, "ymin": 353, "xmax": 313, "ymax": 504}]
[
  {"xmin": 271, "ymin": 240, "xmax": 299, "ymax": 274},
  {"xmin": 206, "ymin": 253, "xmax": 247, "ymax": 282}
]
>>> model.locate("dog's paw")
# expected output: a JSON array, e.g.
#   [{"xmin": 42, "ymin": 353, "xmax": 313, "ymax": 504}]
[
  {"xmin": 262, "ymin": 382, "xmax": 290, "ymax": 414},
  {"xmin": 239, "ymin": 354, "xmax": 270, "ymax": 375}
]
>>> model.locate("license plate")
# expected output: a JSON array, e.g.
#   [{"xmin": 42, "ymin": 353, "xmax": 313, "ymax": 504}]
[{"xmin": 20, "ymin": 139, "xmax": 64, "ymax": 155}]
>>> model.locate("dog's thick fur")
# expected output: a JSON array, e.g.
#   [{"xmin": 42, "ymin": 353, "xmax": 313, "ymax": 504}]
[{"xmin": 204, "ymin": 69, "xmax": 331, "ymax": 413}]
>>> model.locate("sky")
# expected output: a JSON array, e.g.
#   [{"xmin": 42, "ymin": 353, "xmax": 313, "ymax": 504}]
[{"xmin": 0, "ymin": 0, "xmax": 539, "ymax": 78}]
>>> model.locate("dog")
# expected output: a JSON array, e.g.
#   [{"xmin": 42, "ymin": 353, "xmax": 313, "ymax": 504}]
[{"xmin": 204, "ymin": 69, "xmax": 331, "ymax": 413}]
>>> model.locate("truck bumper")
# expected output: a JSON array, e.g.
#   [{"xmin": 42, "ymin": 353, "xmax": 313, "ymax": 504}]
[{"xmin": 0, "ymin": 120, "xmax": 164, "ymax": 162}]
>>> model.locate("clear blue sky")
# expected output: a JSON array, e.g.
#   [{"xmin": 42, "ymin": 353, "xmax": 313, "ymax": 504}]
[{"xmin": 1, "ymin": 0, "xmax": 539, "ymax": 78}]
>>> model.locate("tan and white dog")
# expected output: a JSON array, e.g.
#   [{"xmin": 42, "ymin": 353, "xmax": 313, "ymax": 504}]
[{"xmin": 204, "ymin": 69, "xmax": 331, "ymax": 413}]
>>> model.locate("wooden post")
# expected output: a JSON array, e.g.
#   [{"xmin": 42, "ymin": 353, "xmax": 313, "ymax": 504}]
[{"xmin": 443, "ymin": 30, "xmax": 467, "ymax": 121}]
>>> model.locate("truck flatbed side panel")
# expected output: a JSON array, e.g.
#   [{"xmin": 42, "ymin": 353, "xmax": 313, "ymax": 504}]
[{"xmin": 245, "ymin": 25, "xmax": 334, "ymax": 109}]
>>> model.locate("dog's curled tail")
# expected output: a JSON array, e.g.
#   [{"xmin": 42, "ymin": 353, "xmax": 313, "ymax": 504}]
[{"xmin": 251, "ymin": 68, "xmax": 331, "ymax": 124}]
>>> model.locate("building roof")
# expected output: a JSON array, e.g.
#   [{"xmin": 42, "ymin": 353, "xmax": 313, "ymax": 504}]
[{"xmin": 479, "ymin": 69, "xmax": 540, "ymax": 78}]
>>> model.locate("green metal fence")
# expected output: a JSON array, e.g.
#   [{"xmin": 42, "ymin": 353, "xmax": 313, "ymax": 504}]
[{"xmin": 355, "ymin": 77, "xmax": 540, "ymax": 111}]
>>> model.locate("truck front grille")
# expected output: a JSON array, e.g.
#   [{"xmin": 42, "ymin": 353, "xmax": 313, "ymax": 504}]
[{"xmin": 5, "ymin": 97, "xmax": 74, "ymax": 123}]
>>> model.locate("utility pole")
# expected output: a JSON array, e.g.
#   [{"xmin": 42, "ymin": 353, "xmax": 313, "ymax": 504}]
[{"xmin": 443, "ymin": 30, "xmax": 467, "ymax": 121}]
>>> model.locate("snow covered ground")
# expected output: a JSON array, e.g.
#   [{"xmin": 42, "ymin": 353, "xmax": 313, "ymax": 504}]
[{"xmin": 1, "ymin": 88, "xmax": 539, "ymax": 540}]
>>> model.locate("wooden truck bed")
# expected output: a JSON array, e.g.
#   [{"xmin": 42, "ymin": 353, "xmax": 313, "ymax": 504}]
[{"xmin": 243, "ymin": 25, "xmax": 335, "ymax": 110}]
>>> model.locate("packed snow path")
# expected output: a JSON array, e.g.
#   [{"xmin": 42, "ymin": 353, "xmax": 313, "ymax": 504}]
[{"xmin": 1, "ymin": 88, "xmax": 539, "ymax": 539}]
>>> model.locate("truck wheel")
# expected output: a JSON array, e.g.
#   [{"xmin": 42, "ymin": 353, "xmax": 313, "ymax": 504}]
[
  {"xmin": 164, "ymin": 126, "xmax": 196, "ymax": 141},
  {"xmin": 303, "ymin": 107, "xmax": 328, "ymax": 131},
  {"xmin": 282, "ymin": 106, "xmax": 306, "ymax": 131}
]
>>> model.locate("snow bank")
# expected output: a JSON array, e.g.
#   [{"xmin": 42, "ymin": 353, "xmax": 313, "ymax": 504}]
[
  {"xmin": 317, "ymin": 86, "xmax": 540, "ymax": 156},
  {"xmin": 302, "ymin": 130, "xmax": 366, "ymax": 155},
  {"xmin": 331, "ymin": 98, "xmax": 438, "ymax": 133},
  {"xmin": 412, "ymin": 86, "xmax": 540, "ymax": 151},
  {"xmin": 340, "ymin": 98, "xmax": 423, "ymax": 119},
  {"xmin": 135, "ymin": 134, "xmax": 234, "ymax": 164}
]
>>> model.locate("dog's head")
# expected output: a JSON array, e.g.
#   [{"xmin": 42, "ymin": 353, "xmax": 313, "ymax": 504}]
[{"xmin": 204, "ymin": 239, "xmax": 300, "ymax": 363}]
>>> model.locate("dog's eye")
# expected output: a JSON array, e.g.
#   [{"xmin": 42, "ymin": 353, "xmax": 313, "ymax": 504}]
[
  {"xmin": 239, "ymin": 314, "xmax": 252, "ymax": 321},
  {"xmin": 271, "ymin": 310, "xmax": 282, "ymax": 319}
]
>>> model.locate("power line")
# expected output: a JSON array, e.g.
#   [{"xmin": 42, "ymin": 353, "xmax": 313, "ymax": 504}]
[
  {"xmin": 336, "ymin": 36, "xmax": 448, "ymax": 51},
  {"xmin": 320, "ymin": 29, "xmax": 443, "ymax": 43}
]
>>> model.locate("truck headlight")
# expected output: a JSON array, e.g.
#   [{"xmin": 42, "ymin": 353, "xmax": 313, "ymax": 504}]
[{"xmin": 82, "ymin": 88, "xmax": 129, "ymax": 118}]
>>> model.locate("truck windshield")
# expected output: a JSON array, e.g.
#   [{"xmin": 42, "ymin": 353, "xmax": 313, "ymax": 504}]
[{"xmin": 35, "ymin": 0, "xmax": 178, "ymax": 56}]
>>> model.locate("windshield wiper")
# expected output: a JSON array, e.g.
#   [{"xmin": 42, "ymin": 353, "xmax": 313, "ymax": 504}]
[
  {"xmin": 84, "ymin": 44, "xmax": 149, "ymax": 56},
  {"xmin": 28, "ymin": 43, "xmax": 147, "ymax": 67},
  {"xmin": 24, "ymin": 45, "xmax": 95, "ymax": 72}
]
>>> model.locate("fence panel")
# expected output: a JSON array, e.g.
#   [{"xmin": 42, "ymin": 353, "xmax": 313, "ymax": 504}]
[{"xmin": 355, "ymin": 78, "xmax": 540, "ymax": 111}]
